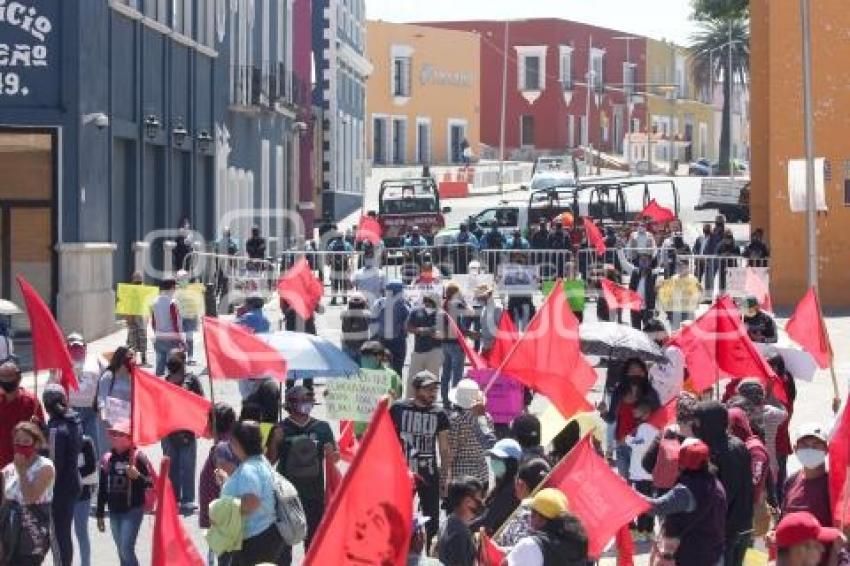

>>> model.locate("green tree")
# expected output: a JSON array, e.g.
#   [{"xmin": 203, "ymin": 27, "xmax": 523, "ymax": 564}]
[
  {"xmin": 692, "ymin": 0, "xmax": 749, "ymax": 20},
  {"xmin": 689, "ymin": 16, "xmax": 749, "ymax": 173}
]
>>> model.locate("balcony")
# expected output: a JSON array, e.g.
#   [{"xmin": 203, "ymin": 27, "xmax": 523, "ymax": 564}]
[{"xmin": 230, "ymin": 64, "xmax": 313, "ymax": 113}]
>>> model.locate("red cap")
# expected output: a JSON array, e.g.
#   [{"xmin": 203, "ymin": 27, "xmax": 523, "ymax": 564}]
[
  {"xmin": 775, "ymin": 512, "xmax": 842, "ymax": 549},
  {"xmin": 678, "ymin": 438, "xmax": 710, "ymax": 471}
]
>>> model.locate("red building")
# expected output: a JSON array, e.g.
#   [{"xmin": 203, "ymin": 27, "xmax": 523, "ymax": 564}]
[{"xmin": 418, "ymin": 19, "xmax": 648, "ymax": 158}]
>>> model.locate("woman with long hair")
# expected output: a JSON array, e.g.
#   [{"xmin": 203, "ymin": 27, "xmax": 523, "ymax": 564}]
[{"xmin": 471, "ymin": 438, "xmax": 522, "ymax": 535}]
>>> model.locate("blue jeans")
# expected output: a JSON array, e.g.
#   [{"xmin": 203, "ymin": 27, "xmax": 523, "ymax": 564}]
[
  {"xmin": 73, "ymin": 498, "xmax": 91, "ymax": 566},
  {"xmin": 441, "ymin": 341, "xmax": 465, "ymax": 407},
  {"xmin": 162, "ymin": 435, "xmax": 197, "ymax": 505},
  {"xmin": 182, "ymin": 317, "xmax": 198, "ymax": 360},
  {"xmin": 109, "ymin": 507, "xmax": 144, "ymax": 566},
  {"xmin": 154, "ymin": 339, "xmax": 181, "ymax": 376}
]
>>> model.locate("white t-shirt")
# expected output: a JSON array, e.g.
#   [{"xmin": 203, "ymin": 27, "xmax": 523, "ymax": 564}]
[
  {"xmin": 650, "ymin": 345, "xmax": 685, "ymax": 405},
  {"xmin": 626, "ymin": 423, "xmax": 659, "ymax": 482},
  {"xmin": 506, "ymin": 537, "xmax": 544, "ymax": 566},
  {"xmin": 2, "ymin": 456, "xmax": 55, "ymax": 504}
]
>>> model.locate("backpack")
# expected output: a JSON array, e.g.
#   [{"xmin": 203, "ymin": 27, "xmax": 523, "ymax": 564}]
[
  {"xmin": 283, "ymin": 427, "xmax": 322, "ymax": 482},
  {"xmin": 101, "ymin": 450, "xmax": 158, "ymax": 514},
  {"xmin": 266, "ymin": 464, "xmax": 307, "ymax": 545},
  {"xmin": 652, "ymin": 435, "xmax": 681, "ymax": 490}
]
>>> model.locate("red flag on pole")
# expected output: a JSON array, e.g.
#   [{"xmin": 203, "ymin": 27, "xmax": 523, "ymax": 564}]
[
  {"xmin": 276, "ymin": 258, "xmax": 323, "ymax": 320},
  {"xmin": 497, "ymin": 281, "xmax": 595, "ymax": 418},
  {"xmin": 304, "ymin": 398, "xmax": 413, "ymax": 565},
  {"xmin": 355, "ymin": 216, "xmax": 383, "ymax": 245},
  {"xmin": 131, "ymin": 366, "xmax": 212, "ymax": 446},
  {"xmin": 546, "ymin": 436, "xmax": 651, "ymax": 558},
  {"xmin": 482, "ymin": 311, "xmax": 519, "ymax": 368},
  {"xmin": 639, "ymin": 199, "xmax": 676, "ymax": 224},
  {"xmin": 338, "ymin": 419, "xmax": 360, "ymax": 463},
  {"xmin": 152, "ymin": 457, "xmax": 205, "ymax": 566},
  {"xmin": 583, "ymin": 217, "xmax": 607, "ymax": 256},
  {"xmin": 449, "ymin": 314, "xmax": 488, "ymax": 371},
  {"xmin": 744, "ymin": 267, "xmax": 773, "ymax": 312},
  {"xmin": 16, "ymin": 275, "xmax": 78, "ymax": 391},
  {"xmin": 830, "ymin": 393, "xmax": 850, "ymax": 527},
  {"xmin": 479, "ymin": 532, "xmax": 506, "ymax": 565},
  {"xmin": 600, "ymin": 278, "xmax": 644, "ymax": 311},
  {"xmin": 786, "ymin": 287, "xmax": 831, "ymax": 369},
  {"xmin": 615, "ymin": 524, "xmax": 636, "ymax": 566},
  {"xmin": 324, "ymin": 457, "xmax": 343, "ymax": 511},
  {"xmin": 203, "ymin": 316, "xmax": 288, "ymax": 380}
]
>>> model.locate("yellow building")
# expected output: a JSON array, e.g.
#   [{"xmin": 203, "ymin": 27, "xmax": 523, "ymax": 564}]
[
  {"xmin": 366, "ymin": 21, "xmax": 480, "ymax": 166},
  {"xmin": 642, "ymin": 39, "xmax": 715, "ymax": 167}
]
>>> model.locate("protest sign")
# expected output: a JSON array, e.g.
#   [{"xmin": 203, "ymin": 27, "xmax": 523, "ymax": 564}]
[
  {"xmin": 542, "ymin": 279, "xmax": 586, "ymax": 312},
  {"xmin": 404, "ymin": 280, "xmax": 444, "ymax": 307},
  {"xmin": 469, "ymin": 368, "xmax": 524, "ymax": 425},
  {"xmin": 325, "ymin": 369, "xmax": 394, "ymax": 421},
  {"xmin": 115, "ymin": 284, "xmax": 159, "ymax": 316},
  {"xmin": 496, "ymin": 264, "xmax": 538, "ymax": 294},
  {"xmin": 727, "ymin": 266, "xmax": 769, "ymax": 299},
  {"xmin": 454, "ymin": 273, "xmax": 495, "ymax": 302}
]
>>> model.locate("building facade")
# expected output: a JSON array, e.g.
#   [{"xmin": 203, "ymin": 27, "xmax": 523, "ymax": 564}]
[
  {"xmin": 365, "ymin": 21, "xmax": 480, "ymax": 167},
  {"xmin": 312, "ymin": 0, "xmax": 372, "ymax": 220},
  {"xmin": 751, "ymin": 0, "xmax": 850, "ymax": 307},
  {"xmin": 419, "ymin": 19, "xmax": 649, "ymax": 160}
]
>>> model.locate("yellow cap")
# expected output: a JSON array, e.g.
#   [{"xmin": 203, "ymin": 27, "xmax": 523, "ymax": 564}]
[{"xmin": 530, "ymin": 488, "xmax": 569, "ymax": 520}]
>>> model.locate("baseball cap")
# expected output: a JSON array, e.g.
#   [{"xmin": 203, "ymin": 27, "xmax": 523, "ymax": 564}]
[
  {"xmin": 359, "ymin": 341, "xmax": 385, "ymax": 356},
  {"xmin": 488, "ymin": 438, "xmax": 522, "ymax": 461},
  {"xmin": 794, "ymin": 423, "xmax": 828, "ymax": 445},
  {"xmin": 530, "ymin": 488, "xmax": 569, "ymax": 520},
  {"xmin": 66, "ymin": 332, "xmax": 85, "ymax": 346},
  {"xmin": 678, "ymin": 438, "xmax": 710, "ymax": 471},
  {"xmin": 448, "ymin": 379, "xmax": 483, "ymax": 410},
  {"xmin": 775, "ymin": 511, "xmax": 842, "ymax": 549},
  {"xmin": 411, "ymin": 371, "xmax": 439, "ymax": 389}
]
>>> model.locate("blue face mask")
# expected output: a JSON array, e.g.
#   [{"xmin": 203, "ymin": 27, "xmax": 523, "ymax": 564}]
[{"xmin": 490, "ymin": 458, "xmax": 507, "ymax": 479}]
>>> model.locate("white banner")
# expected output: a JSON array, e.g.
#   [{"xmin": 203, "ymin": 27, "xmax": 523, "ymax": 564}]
[{"xmin": 788, "ymin": 158, "xmax": 827, "ymax": 212}]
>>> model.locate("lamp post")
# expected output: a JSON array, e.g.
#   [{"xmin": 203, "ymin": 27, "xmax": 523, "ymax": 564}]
[{"xmin": 800, "ymin": 0, "xmax": 818, "ymax": 289}]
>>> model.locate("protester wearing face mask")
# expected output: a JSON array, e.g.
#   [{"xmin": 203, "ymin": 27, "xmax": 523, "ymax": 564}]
[
  {"xmin": 42, "ymin": 383, "xmax": 84, "ymax": 566},
  {"xmin": 495, "ymin": 458, "xmax": 552, "ymax": 549},
  {"xmin": 781, "ymin": 424, "xmax": 832, "ymax": 528},
  {"xmin": 471, "ymin": 438, "xmax": 522, "ymax": 535},
  {"xmin": 266, "ymin": 385, "xmax": 338, "ymax": 565},
  {"xmin": 405, "ymin": 293, "xmax": 445, "ymax": 398},
  {"xmin": 616, "ymin": 248, "xmax": 660, "ymax": 330},
  {"xmin": 656, "ymin": 260, "xmax": 702, "ymax": 330},
  {"xmin": 743, "ymin": 295, "xmax": 778, "ymax": 344},
  {"xmin": 0, "ymin": 360, "xmax": 44, "ymax": 468},
  {"xmin": 61, "ymin": 333, "xmax": 104, "ymax": 455},
  {"xmin": 626, "ymin": 223, "xmax": 657, "ymax": 261},
  {"xmin": 505, "ymin": 489, "xmax": 589, "ymax": 566},
  {"xmin": 0, "ymin": 422, "xmax": 55, "ymax": 565},
  {"xmin": 98, "ymin": 347, "xmax": 136, "ymax": 451},
  {"xmin": 436, "ymin": 476, "xmax": 485, "ymax": 566},
  {"xmin": 644, "ymin": 320, "xmax": 686, "ymax": 405}
]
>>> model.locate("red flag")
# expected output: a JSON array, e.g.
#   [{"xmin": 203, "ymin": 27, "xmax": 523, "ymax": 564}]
[
  {"xmin": 829, "ymin": 393, "xmax": 850, "ymax": 526},
  {"xmin": 786, "ymin": 287, "xmax": 831, "ymax": 369},
  {"xmin": 152, "ymin": 458, "xmax": 205, "ymax": 566},
  {"xmin": 744, "ymin": 268, "xmax": 773, "ymax": 312},
  {"xmin": 304, "ymin": 399, "xmax": 413, "ymax": 565},
  {"xmin": 16, "ymin": 275, "xmax": 78, "ymax": 391},
  {"xmin": 546, "ymin": 436, "xmax": 651, "ymax": 557},
  {"xmin": 615, "ymin": 524, "xmax": 636, "ymax": 566},
  {"xmin": 277, "ymin": 258, "xmax": 323, "ymax": 320},
  {"xmin": 639, "ymin": 199, "xmax": 676, "ymax": 224},
  {"xmin": 356, "ymin": 216, "xmax": 383, "ymax": 244},
  {"xmin": 449, "ymin": 314, "xmax": 488, "ymax": 371},
  {"xmin": 583, "ymin": 217, "xmax": 607, "ymax": 256},
  {"xmin": 131, "ymin": 366, "xmax": 212, "ymax": 446},
  {"xmin": 482, "ymin": 311, "xmax": 519, "ymax": 368},
  {"xmin": 647, "ymin": 397, "xmax": 678, "ymax": 430},
  {"xmin": 601, "ymin": 278, "xmax": 644, "ymax": 311},
  {"xmin": 479, "ymin": 532, "xmax": 506, "ymax": 566},
  {"xmin": 338, "ymin": 419, "xmax": 360, "ymax": 463},
  {"xmin": 325, "ymin": 457, "xmax": 343, "ymax": 511},
  {"xmin": 498, "ymin": 281, "xmax": 595, "ymax": 418},
  {"xmin": 203, "ymin": 316, "xmax": 287, "ymax": 381}
]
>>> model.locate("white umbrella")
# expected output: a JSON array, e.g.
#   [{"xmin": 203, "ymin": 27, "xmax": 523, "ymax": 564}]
[
  {"xmin": 579, "ymin": 321, "xmax": 667, "ymax": 363},
  {"xmin": 755, "ymin": 328, "xmax": 818, "ymax": 382},
  {"xmin": 260, "ymin": 331, "xmax": 359, "ymax": 379},
  {"xmin": 0, "ymin": 300, "xmax": 22, "ymax": 315}
]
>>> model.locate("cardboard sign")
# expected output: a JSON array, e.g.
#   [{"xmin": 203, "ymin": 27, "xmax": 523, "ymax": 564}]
[
  {"xmin": 404, "ymin": 281, "xmax": 444, "ymax": 307},
  {"xmin": 325, "ymin": 369, "xmax": 394, "ymax": 421},
  {"xmin": 469, "ymin": 368, "xmax": 524, "ymax": 425},
  {"xmin": 495, "ymin": 264, "xmax": 539, "ymax": 294},
  {"xmin": 542, "ymin": 279, "xmax": 586, "ymax": 312},
  {"xmin": 115, "ymin": 284, "xmax": 159, "ymax": 316}
]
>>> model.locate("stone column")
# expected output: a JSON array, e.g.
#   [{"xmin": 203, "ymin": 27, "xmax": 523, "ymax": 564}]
[{"xmin": 55, "ymin": 243, "xmax": 118, "ymax": 340}]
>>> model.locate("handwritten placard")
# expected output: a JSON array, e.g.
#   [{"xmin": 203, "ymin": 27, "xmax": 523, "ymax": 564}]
[{"xmin": 325, "ymin": 369, "xmax": 393, "ymax": 421}]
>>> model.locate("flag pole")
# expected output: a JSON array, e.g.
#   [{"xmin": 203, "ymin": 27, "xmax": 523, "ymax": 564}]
[
  {"xmin": 814, "ymin": 288, "xmax": 840, "ymax": 409},
  {"xmin": 201, "ymin": 319, "xmax": 218, "ymax": 439}
]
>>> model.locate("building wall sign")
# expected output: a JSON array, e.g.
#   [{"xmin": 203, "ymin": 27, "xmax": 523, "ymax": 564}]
[
  {"xmin": 419, "ymin": 63, "xmax": 472, "ymax": 88},
  {"xmin": 0, "ymin": 0, "xmax": 57, "ymax": 106}
]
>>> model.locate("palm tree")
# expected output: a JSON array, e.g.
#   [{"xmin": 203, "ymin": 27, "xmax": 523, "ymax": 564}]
[{"xmin": 689, "ymin": 16, "xmax": 750, "ymax": 174}]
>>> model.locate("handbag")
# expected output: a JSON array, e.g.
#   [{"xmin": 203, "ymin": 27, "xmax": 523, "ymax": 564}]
[{"xmin": 12, "ymin": 502, "xmax": 51, "ymax": 559}]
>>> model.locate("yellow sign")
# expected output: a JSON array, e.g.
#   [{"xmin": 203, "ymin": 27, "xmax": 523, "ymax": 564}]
[
  {"xmin": 743, "ymin": 548, "xmax": 768, "ymax": 566},
  {"xmin": 115, "ymin": 284, "xmax": 158, "ymax": 316},
  {"xmin": 176, "ymin": 283, "xmax": 206, "ymax": 318}
]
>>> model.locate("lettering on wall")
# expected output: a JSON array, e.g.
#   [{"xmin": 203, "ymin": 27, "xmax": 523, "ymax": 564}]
[
  {"xmin": 0, "ymin": 0, "xmax": 53, "ymax": 98},
  {"xmin": 419, "ymin": 63, "xmax": 472, "ymax": 88}
]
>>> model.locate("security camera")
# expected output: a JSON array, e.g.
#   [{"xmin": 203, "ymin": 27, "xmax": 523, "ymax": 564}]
[{"xmin": 82, "ymin": 113, "xmax": 110, "ymax": 129}]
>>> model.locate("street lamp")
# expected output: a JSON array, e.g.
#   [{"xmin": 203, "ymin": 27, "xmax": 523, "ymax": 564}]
[
  {"xmin": 197, "ymin": 129, "xmax": 213, "ymax": 152},
  {"xmin": 172, "ymin": 118, "xmax": 188, "ymax": 147},
  {"xmin": 144, "ymin": 114, "xmax": 161, "ymax": 140}
]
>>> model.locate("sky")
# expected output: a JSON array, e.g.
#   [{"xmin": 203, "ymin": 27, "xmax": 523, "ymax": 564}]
[{"xmin": 366, "ymin": 0, "xmax": 700, "ymax": 46}]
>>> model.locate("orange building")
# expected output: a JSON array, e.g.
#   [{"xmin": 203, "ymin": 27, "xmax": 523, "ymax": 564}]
[
  {"xmin": 751, "ymin": 0, "xmax": 850, "ymax": 308},
  {"xmin": 366, "ymin": 21, "xmax": 480, "ymax": 166}
]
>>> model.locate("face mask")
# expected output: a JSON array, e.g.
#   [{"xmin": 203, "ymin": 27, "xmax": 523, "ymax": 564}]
[
  {"xmin": 0, "ymin": 378, "xmax": 20, "ymax": 394},
  {"xmin": 796, "ymin": 448, "xmax": 827, "ymax": 469},
  {"xmin": 13, "ymin": 443, "xmax": 37, "ymax": 459},
  {"xmin": 297, "ymin": 402, "xmax": 314, "ymax": 415},
  {"xmin": 490, "ymin": 458, "xmax": 507, "ymax": 479}
]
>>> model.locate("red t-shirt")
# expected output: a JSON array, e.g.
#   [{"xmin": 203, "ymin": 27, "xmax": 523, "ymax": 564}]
[
  {"xmin": 0, "ymin": 389, "xmax": 45, "ymax": 468},
  {"xmin": 782, "ymin": 471, "xmax": 832, "ymax": 528},
  {"xmin": 616, "ymin": 401, "xmax": 638, "ymax": 442}
]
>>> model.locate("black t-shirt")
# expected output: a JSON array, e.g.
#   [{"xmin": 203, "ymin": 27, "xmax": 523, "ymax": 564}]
[
  {"xmin": 743, "ymin": 311, "xmax": 777, "ymax": 343},
  {"xmin": 275, "ymin": 417, "xmax": 336, "ymax": 501},
  {"xmin": 390, "ymin": 400, "xmax": 450, "ymax": 479},
  {"xmin": 407, "ymin": 307, "xmax": 440, "ymax": 353},
  {"xmin": 437, "ymin": 514, "xmax": 476, "ymax": 566}
]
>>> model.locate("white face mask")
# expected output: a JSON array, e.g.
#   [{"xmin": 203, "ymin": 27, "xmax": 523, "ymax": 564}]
[{"xmin": 796, "ymin": 448, "xmax": 827, "ymax": 469}]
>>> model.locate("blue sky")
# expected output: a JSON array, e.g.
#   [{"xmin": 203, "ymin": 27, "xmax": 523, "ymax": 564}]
[{"xmin": 366, "ymin": 0, "xmax": 700, "ymax": 46}]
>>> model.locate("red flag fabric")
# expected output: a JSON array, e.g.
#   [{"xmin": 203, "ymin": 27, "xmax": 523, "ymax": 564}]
[
  {"xmin": 449, "ymin": 314, "xmax": 488, "ymax": 371},
  {"xmin": 497, "ymin": 281, "xmax": 595, "ymax": 418},
  {"xmin": 338, "ymin": 419, "xmax": 360, "ymax": 463},
  {"xmin": 600, "ymin": 278, "xmax": 644, "ymax": 311},
  {"xmin": 615, "ymin": 524, "xmax": 636, "ymax": 566},
  {"xmin": 639, "ymin": 199, "xmax": 676, "ymax": 224},
  {"xmin": 203, "ymin": 316, "xmax": 288, "ymax": 381},
  {"xmin": 482, "ymin": 311, "xmax": 519, "ymax": 368},
  {"xmin": 16, "ymin": 275, "xmax": 78, "ymax": 391},
  {"xmin": 479, "ymin": 532, "xmax": 506, "ymax": 566},
  {"xmin": 356, "ymin": 216, "xmax": 383, "ymax": 244},
  {"xmin": 325, "ymin": 457, "xmax": 343, "ymax": 511},
  {"xmin": 670, "ymin": 323, "xmax": 721, "ymax": 393},
  {"xmin": 647, "ymin": 397, "xmax": 678, "ymax": 430},
  {"xmin": 131, "ymin": 366, "xmax": 212, "ymax": 446},
  {"xmin": 546, "ymin": 436, "xmax": 651, "ymax": 557},
  {"xmin": 304, "ymin": 399, "xmax": 413, "ymax": 565},
  {"xmin": 276, "ymin": 258, "xmax": 323, "ymax": 320},
  {"xmin": 152, "ymin": 458, "xmax": 205, "ymax": 566},
  {"xmin": 744, "ymin": 268, "xmax": 773, "ymax": 312},
  {"xmin": 583, "ymin": 217, "xmax": 607, "ymax": 256},
  {"xmin": 786, "ymin": 287, "xmax": 831, "ymax": 369},
  {"xmin": 830, "ymin": 394, "xmax": 850, "ymax": 526}
]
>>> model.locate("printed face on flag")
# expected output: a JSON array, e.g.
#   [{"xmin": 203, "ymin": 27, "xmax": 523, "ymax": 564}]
[{"xmin": 343, "ymin": 503, "xmax": 410, "ymax": 564}]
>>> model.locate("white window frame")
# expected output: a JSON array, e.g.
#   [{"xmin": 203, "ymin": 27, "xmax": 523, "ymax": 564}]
[
  {"xmin": 261, "ymin": 139, "xmax": 270, "ymax": 237},
  {"xmin": 623, "ymin": 62, "xmax": 636, "ymax": 98},
  {"xmin": 515, "ymin": 45, "xmax": 547, "ymax": 95},
  {"xmin": 390, "ymin": 44, "xmax": 414, "ymax": 102},
  {"xmin": 559, "ymin": 46, "xmax": 573, "ymax": 90},
  {"xmin": 447, "ymin": 118, "xmax": 468, "ymax": 164},
  {"xmin": 590, "ymin": 48, "xmax": 605, "ymax": 92},
  {"xmin": 415, "ymin": 117, "xmax": 432, "ymax": 165}
]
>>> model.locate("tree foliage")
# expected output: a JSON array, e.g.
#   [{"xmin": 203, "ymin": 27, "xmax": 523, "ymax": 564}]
[{"xmin": 692, "ymin": 0, "xmax": 749, "ymax": 21}]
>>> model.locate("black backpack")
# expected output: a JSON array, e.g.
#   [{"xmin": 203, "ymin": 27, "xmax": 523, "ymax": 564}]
[{"xmin": 282, "ymin": 422, "xmax": 322, "ymax": 482}]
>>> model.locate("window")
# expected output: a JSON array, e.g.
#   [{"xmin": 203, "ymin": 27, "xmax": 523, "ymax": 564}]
[
  {"xmin": 392, "ymin": 57, "xmax": 411, "ymax": 97},
  {"xmin": 580, "ymin": 115, "xmax": 588, "ymax": 146},
  {"xmin": 116, "ymin": 0, "xmax": 140, "ymax": 9},
  {"xmin": 559, "ymin": 47, "xmax": 573, "ymax": 90},
  {"xmin": 196, "ymin": 0, "xmax": 215, "ymax": 47},
  {"xmin": 516, "ymin": 46, "xmax": 546, "ymax": 93},
  {"xmin": 623, "ymin": 62, "xmax": 635, "ymax": 97},
  {"xmin": 591, "ymin": 48, "xmax": 605, "ymax": 92},
  {"xmin": 144, "ymin": 0, "xmax": 168, "ymax": 23},
  {"xmin": 568, "ymin": 115, "xmax": 575, "ymax": 147},
  {"xmin": 392, "ymin": 118, "xmax": 407, "ymax": 164},
  {"xmin": 521, "ymin": 115, "xmax": 535, "ymax": 147},
  {"xmin": 416, "ymin": 120, "xmax": 431, "ymax": 165},
  {"xmin": 524, "ymin": 56, "xmax": 541, "ymax": 91}
]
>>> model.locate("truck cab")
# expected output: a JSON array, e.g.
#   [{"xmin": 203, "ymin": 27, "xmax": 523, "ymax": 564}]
[{"xmin": 378, "ymin": 178, "xmax": 450, "ymax": 247}]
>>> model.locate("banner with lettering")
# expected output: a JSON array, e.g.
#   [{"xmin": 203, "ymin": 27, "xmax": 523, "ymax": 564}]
[
  {"xmin": 0, "ymin": 1, "xmax": 60, "ymax": 106},
  {"xmin": 325, "ymin": 369, "xmax": 394, "ymax": 421}
]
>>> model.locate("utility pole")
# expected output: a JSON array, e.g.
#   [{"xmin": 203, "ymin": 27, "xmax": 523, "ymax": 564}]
[
  {"xmin": 585, "ymin": 35, "xmax": 593, "ymax": 169},
  {"xmin": 669, "ymin": 42, "xmax": 676, "ymax": 175},
  {"xmin": 800, "ymin": 0, "xmax": 818, "ymax": 289},
  {"xmin": 498, "ymin": 20, "xmax": 510, "ymax": 196}
]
